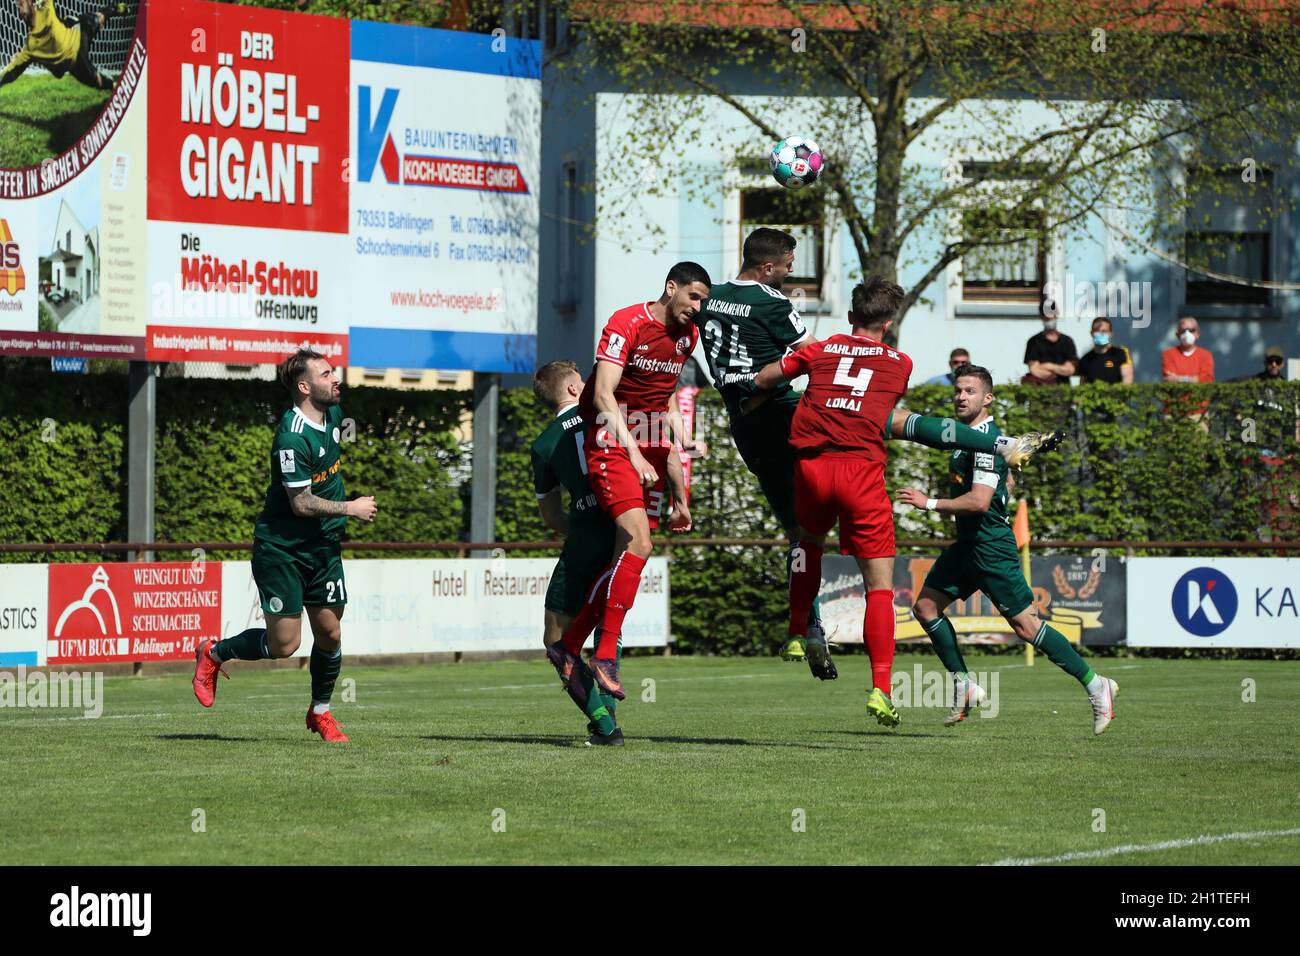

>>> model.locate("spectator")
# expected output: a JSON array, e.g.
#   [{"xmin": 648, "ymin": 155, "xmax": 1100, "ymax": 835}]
[
  {"xmin": 1077, "ymin": 318, "xmax": 1134, "ymax": 384},
  {"xmin": 1023, "ymin": 316, "xmax": 1078, "ymax": 385},
  {"xmin": 923, "ymin": 348, "xmax": 970, "ymax": 386},
  {"xmin": 1252, "ymin": 346, "xmax": 1286, "ymax": 381},
  {"xmin": 1161, "ymin": 317, "xmax": 1215, "ymax": 383}
]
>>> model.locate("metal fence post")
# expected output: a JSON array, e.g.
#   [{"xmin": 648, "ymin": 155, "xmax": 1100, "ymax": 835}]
[{"xmin": 127, "ymin": 361, "xmax": 156, "ymax": 563}]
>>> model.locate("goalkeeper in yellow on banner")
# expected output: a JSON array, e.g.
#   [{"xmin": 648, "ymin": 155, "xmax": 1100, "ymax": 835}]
[{"xmin": 1, "ymin": 0, "xmax": 126, "ymax": 92}]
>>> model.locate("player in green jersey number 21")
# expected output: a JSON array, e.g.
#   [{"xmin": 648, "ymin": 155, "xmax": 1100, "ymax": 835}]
[{"xmin": 191, "ymin": 349, "xmax": 377, "ymax": 742}]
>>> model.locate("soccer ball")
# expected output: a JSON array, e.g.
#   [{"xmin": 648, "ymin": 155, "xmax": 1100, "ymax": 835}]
[{"xmin": 769, "ymin": 136, "xmax": 823, "ymax": 189}]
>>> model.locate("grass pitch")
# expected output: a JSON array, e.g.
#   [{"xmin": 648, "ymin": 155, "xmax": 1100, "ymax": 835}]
[
  {"xmin": 1, "ymin": 655, "xmax": 1297, "ymax": 865},
  {"xmin": 0, "ymin": 74, "xmax": 112, "ymax": 168}
]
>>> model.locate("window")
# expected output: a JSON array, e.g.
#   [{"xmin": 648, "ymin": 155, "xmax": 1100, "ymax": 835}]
[
  {"xmin": 961, "ymin": 208, "xmax": 1045, "ymax": 304},
  {"xmin": 739, "ymin": 188, "xmax": 824, "ymax": 297},
  {"xmin": 1185, "ymin": 169, "xmax": 1272, "ymax": 306}
]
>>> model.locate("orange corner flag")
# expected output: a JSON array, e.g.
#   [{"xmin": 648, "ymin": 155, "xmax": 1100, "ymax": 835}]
[{"xmin": 1013, "ymin": 499, "xmax": 1030, "ymax": 549}]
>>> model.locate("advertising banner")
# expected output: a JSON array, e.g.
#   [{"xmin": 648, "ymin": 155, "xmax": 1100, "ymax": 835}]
[
  {"xmin": 0, "ymin": 0, "xmax": 539, "ymax": 371},
  {"xmin": 1127, "ymin": 557, "xmax": 1299, "ymax": 648},
  {"xmin": 0, "ymin": 564, "xmax": 49, "ymax": 666},
  {"xmin": 347, "ymin": 21, "xmax": 540, "ymax": 372},
  {"xmin": 144, "ymin": 0, "xmax": 351, "ymax": 363},
  {"xmin": 819, "ymin": 552, "xmax": 1126, "ymax": 647},
  {"xmin": 0, "ymin": 0, "xmax": 149, "ymax": 358},
  {"xmin": 219, "ymin": 557, "xmax": 671, "ymax": 657},
  {"xmin": 47, "ymin": 560, "xmax": 221, "ymax": 664}
]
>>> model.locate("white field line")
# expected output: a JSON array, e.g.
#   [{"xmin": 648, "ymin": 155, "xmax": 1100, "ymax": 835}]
[
  {"xmin": 985, "ymin": 827, "xmax": 1300, "ymax": 866},
  {"xmin": 0, "ymin": 712, "xmax": 173, "ymax": 724}
]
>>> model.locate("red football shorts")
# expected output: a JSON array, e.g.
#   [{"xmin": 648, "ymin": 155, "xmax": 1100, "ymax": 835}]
[
  {"xmin": 794, "ymin": 453, "xmax": 895, "ymax": 559},
  {"xmin": 585, "ymin": 426, "xmax": 671, "ymax": 526}
]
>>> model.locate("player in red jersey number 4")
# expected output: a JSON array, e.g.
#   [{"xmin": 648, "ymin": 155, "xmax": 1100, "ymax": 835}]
[
  {"xmin": 755, "ymin": 277, "xmax": 915, "ymax": 728},
  {"xmin": 553, "ymin": 262, "xmax": 707, "ymax": 703}
]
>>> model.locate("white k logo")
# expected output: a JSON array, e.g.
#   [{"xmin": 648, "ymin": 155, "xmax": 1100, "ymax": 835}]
[{"xmin": 1187, "ymin": 581, "xmax": 1223, "ymax": 625}]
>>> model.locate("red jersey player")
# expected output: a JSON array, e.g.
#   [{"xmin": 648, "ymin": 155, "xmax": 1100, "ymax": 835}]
[
  {"xmin": 754, "ymin": 276, "xmax": 912, "ymax": 728},
  {"xmin": 551, "ymin": 262, "xmax": 709, "ymax": 704}
]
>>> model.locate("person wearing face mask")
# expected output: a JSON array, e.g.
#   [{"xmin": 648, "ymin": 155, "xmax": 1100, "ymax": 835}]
[
  {"xmin": 1023, "ymin": 315, "xmax": 1078, "ymax": 385},
  {"xmin": 1161, "ymin": 317, "xmax": 1215, "ymax": 384},
  {"xmin": 1077, "ymin": 318, "xmax": 1134, "ymax": 384}
]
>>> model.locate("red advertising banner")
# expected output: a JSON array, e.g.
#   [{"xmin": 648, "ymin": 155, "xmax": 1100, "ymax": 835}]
[
  {"xmin": 146, "ymin": 0, "xmax": 350, "ymax": 234},
  {"xmin": 146, "ymin": 325, "xmax": 347, "ymax": 363},
  {"xmin": 48, "ymin": 562, "xmax": 222, "ymax": 665},
  {"xmin": 399, "ymin": 155, "xmax": 530, "ymax": 193}
]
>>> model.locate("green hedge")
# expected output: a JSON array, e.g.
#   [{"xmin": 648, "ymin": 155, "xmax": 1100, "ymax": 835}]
[
  {"xmin": 0, "ymin": 367, "xmax": 470, "ymax": 562},
  {"xmin": 667, "ymin": 380, "xmax": 1300, "ymax": 654},
  {"xmin": 0, "ymin": 369, "xmax": 128, "ymax": 561},
  {"xmin": 885, "ymin": 381, "xmax": 1300, "ymax": 549}
]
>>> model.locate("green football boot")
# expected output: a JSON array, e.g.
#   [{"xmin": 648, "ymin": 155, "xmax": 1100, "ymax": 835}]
[
  {"xmin": 865, "ymin": 687, "xmax": 901, "ymax": 728},
  {"xmin": 780, "ymin": 637, "xmax": 807, "ymax": 662}
]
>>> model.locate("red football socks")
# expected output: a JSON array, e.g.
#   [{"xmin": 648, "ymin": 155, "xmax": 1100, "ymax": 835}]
[
  {"xmin": 788, "ymin": 540, "xmax": 824, "ymax": 636},
  {"xmin": 556, "ymin": 587, "xmax": 600, "ymax": 660},
  {"xmin": 595, "ymin": 551, "xmax": 646, "ymax": 659},
  {"xmin": 864, "ymin": 588, "xmax": 896, "ymax": 694}
]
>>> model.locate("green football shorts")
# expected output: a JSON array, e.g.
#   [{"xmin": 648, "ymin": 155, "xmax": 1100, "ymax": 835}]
[
  {"xmin": 729, "ymin": 398, "xmax": 801, "ymax": 534},
  {"xmin": 251, "ymin": 536, "xmax": 347, "ymax": 617},
  {"xmin": 545, "ymin": 522, "xmax": 616, "ymax": 617},
  {"xmin": 922, "ymin": 532, "xmax": 1034, "ymax": 619}
]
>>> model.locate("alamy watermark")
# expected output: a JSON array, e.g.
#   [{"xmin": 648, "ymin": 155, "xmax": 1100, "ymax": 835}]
[
  {"xmin": 0, "ymin": 667, "xmax": 103, "ymax": 719},
  {"xmin": 890, "ymin": 664, "xmax": 1000, "ymax": 718},
  {"xmin": 1042, "ymin": 275, "xmax": 1152, "ymax": 329}
]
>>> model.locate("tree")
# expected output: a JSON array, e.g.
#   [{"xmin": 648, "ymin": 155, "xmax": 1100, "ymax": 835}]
[{"xmin": 562, "ymin": 0, "xmax": 1300, "ymax": 341}]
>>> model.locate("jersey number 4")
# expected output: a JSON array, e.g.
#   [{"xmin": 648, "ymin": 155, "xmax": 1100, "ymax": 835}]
[{"xmin": 833, "ymin": 357, "xmax": 874, "ymax": 396}]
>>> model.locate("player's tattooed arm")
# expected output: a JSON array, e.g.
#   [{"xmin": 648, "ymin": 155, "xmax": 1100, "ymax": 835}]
[{"xmin": 286, "ymin": 484, "xmax": 377, "ymax": 521}]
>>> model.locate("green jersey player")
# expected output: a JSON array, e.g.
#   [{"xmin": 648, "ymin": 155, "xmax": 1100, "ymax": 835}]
[
  {"xmin": 530, "ymin": 360, "xmax": 623, "ymax": 746},
  {"xmin": 698, "ymin": 228, "xmax": 1062, "ymax": 680},
  {"xmin": 530, "ymin": 359, "xmax": 693, "ymax": 746},
  {"xmin": 898, "ymin": 364, "xmax": 1118, "ymax": 735},
  {"xmin": 192, "ymin": 349, "xmax": 377, "ymax": 742}
]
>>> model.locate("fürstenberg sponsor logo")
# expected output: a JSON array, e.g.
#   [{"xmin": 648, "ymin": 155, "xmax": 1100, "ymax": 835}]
[
  {"xmin": 0, "ymin": 667, "xmax": 103, "ymax": 719},
  {"xmin": 49, "ymin": 886, "xmax": 151, "ymax": 936}
]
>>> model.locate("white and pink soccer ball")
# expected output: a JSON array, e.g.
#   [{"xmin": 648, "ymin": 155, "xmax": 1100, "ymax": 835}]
[{"xmin": 769, "ymin": 136, "xmax": 824, "ymax": 189}]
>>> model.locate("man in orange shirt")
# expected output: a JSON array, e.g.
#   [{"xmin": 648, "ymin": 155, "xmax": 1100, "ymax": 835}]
[
  {"xmin": 1161, "ymin": 317, "xmax": 1215, "ymax": 383},
  {"xmin": 1161, "ymin": 317, "xmax": 1214, "ymax": 421}
]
